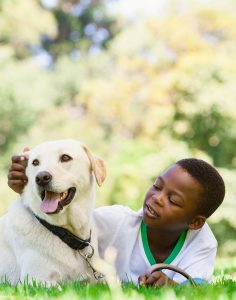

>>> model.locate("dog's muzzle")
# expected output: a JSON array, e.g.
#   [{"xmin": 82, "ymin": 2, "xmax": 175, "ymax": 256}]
[
  {"xmin": 35, "ymin": 171, "xmax": 76, "ymax": 214},
  {"xmin": 39, "ymin": 187, "xmax": 76, "ymax": 214}
]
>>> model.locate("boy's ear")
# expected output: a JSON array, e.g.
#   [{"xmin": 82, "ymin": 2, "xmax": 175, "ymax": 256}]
[{"xmin": 188, "ymin": 216, "xmax": 206, "ymax": 230}]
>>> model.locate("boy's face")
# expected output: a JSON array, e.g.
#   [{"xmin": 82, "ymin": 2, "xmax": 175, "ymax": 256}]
[{"xmin": 143, "ymin": 164, "xmax": 202, "ymax": 232}]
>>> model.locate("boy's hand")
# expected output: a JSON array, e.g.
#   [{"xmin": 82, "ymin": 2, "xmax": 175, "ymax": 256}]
[
  {"xmin": 8, "ymin": 154, "xmax": 28, "ymax": 194},
  {"xmin": 138, "ymin": 270, "xmax": 177, "ymax": 287}
]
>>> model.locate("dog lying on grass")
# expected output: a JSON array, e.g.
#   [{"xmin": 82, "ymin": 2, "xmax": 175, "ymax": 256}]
[{"xmin": 0, "ymin": 139, "xmax": 106, "ymax": 285}]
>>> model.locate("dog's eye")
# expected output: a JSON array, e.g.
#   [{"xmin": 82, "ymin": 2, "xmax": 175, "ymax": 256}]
[
  {"xmin": 32, "ymin": 159, "xmax": 39, "ymax": 166},
  {"xmin": 60, "ymin": 154, "xmax": 72, "ymax": 162}
]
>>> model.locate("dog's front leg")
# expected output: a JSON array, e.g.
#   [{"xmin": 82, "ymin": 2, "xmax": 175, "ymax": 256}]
[{"xmin": 20, "ymin": 257, "xmax": 61, "ymax": 286}]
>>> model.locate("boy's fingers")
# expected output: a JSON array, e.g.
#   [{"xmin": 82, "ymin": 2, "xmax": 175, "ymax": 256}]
[
  {"xmin": 139, "ymin": 271, "xmax": 171, "ymax": 287},
  {"xmin": 7, "ymin": 180, "xmax": 26, "ymax": 193},
  {"xmin": 145, "ymin": 272, "xmax": 162, "ymax": 285},
  {"xmin": 138, "ymin": 275, "xmax": 147, "ymax": 285},
  {"xmin": 11, "ymin": 155, "xmax": 28, "ymax": 162},
  {"xmin": 154, "ymin": 276, "xmax": 167, "ymax": 287},
  {"xmin": 11, "ymin": 155, "xmax": 25, "ymax": 162},
  {"xmin": 8, "ymin": 171, "xmax": 28, "ymax": 181},
  {"xmin": 9, "ymin": 163, "xmax": 27, "ymax": 173},
  {"xmin": 11, "ymin": 155, "xmax": 28, "ymax": 167},
  {"xmin": 8, "ymin": 179, "xmax": 27, "ymax": 185}
]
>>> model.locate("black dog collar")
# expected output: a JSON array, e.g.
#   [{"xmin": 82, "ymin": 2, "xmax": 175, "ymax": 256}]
[{"xmin": 34, "ymin": 214, "xmax": 91, "ymax": 250}]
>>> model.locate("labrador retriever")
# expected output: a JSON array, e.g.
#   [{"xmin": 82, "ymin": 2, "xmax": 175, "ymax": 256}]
[{"xmin": 0, "ymin": 139, "xmax": 106, "ymax": 285}]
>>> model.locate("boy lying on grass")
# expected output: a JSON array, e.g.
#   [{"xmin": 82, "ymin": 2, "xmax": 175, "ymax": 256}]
[{"xmin": 8, "ymin": 156, "xmax": 225, "ymax": 286}]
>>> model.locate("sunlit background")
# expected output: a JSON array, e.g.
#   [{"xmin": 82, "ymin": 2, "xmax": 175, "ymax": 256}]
[{"xmin": 0, "ymin": 0, "xmax": 235, "ymax": 261}]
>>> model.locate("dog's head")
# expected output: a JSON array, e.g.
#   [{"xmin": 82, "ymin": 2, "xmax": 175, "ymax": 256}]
[{"xmin": 22, "ymin": 139, "xmax": 106, "ymax": 217}]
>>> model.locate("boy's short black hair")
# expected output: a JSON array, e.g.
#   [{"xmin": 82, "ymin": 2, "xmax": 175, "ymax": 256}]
[{"xmin": 176, "ymin": 158, "xmax": 225, "ymax": 218}]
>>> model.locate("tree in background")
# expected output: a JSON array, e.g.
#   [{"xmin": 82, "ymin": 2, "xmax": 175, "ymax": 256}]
[
  {"xmin": 39, "ymin": 0, "xmax": 116, "ymax": 62},
  {"xmin": 0, "ymin": 0, "xmax": 117, "ymax": 162},
  {"xmin": 0, "ymin": 0, "xmax": 116, "ymax": 61},
  {"xmin": 0, "ymin": 0, "xmax": 56, "ymax": 59}
]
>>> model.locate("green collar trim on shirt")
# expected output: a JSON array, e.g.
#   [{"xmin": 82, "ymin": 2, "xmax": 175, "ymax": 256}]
[{"xmin": 141, "ymin": 221, "xmax": 188, "ymax": 265}]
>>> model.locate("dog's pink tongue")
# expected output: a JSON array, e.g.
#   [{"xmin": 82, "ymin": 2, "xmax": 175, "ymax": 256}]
[{"xmin": 40, "ymin": 191, "xmax": 60, "ymax": 213}]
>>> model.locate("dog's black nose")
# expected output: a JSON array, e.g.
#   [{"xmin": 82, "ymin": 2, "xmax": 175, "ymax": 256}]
[{"xmin": 35, "ymin": 171, "xmax": 52, "ymax": 186}]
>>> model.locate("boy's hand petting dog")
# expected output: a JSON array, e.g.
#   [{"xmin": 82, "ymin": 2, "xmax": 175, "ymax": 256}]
[
  {"xmin": 8, "ymin": 150, "xmax": 29, "ymax": 194},
  {"xmin": 138, "ymin": 270, "xmax": 177, "ymax": 287}
]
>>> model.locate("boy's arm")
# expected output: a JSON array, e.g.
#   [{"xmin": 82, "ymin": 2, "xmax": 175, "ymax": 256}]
[{"xmin": 8, "ymin": 155, "xmax": 28, "ymax": 194}]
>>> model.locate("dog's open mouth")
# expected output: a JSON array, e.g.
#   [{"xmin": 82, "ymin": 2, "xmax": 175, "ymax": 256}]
[{"xmin": 40, "ymin": 187, "xmax": 76, "ymax": 214}]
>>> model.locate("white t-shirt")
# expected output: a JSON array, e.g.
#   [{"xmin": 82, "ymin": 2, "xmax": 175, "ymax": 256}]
[{"xmin": 93, "ymin": 205, "xmax": 217, "ymax": 284}]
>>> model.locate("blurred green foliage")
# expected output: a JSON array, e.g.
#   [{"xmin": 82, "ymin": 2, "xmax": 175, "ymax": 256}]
[{"xmin": 0, "ymin": 0, "xmax": 235, "ymax": 257}]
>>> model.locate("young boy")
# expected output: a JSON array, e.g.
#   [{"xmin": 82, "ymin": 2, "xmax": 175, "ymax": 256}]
[{"xmin": 8, "ymin": 156, "xmax": 225, "ymax": 286}]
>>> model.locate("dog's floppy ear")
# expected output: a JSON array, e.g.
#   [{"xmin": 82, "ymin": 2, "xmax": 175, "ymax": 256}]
[{"xmin": 82, "ymin": 145, "xmax": 106, "ymax": 186}]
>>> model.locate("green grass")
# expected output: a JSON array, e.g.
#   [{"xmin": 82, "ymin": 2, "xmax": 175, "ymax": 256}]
[
  {"xmin": 0, "ymin": 259, "xmax": 235, "ymax": 300},
  {"xmin": 0, "ymin": 276, "xmax": 235, "ymax": 300}
]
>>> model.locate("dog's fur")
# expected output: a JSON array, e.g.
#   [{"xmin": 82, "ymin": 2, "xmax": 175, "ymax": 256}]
[{"xmin": 0, "ymin": 139, "xmax": 106, "ymax": 285}]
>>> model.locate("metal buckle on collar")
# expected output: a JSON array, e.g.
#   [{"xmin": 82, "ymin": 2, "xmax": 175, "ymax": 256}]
[{"xmin": 82, "ymin": 243, "xmax": 95, "ymax": 260}]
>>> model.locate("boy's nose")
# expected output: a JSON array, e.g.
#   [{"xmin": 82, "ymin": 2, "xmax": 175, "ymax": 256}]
[{"xmin": 152, "ymin": 192, "xmax": 164, "ymax": 206}]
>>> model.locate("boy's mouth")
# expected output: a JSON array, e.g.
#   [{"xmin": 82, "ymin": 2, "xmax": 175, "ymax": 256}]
[{"xmin": 145, "ymin": 204, "xmax": 160, "ymax": 218}]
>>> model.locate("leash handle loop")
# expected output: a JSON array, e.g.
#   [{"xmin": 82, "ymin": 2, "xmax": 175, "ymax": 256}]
[{"xmin": 149, "ymin": 263, "xmax": 197, "ymax": 286}]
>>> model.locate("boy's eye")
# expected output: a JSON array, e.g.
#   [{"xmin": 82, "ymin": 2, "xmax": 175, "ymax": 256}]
[
  {"xmin": 168, "ymin": 197, "xmax": 180, "ymax": 206},
  {"xmin": 32, "ymin": 159, "xmax": 39, "ymax": 166},
  {"xmin": 153, "ymin": 184, "xmax": 161, "ymax": 190},
  {"xmin": 169, "ymin": 198, "xmax": 177, "ymax": 205},
  {"xmin": 60, "ymin": 154, "xmax": 72, "ymax": 162}
]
